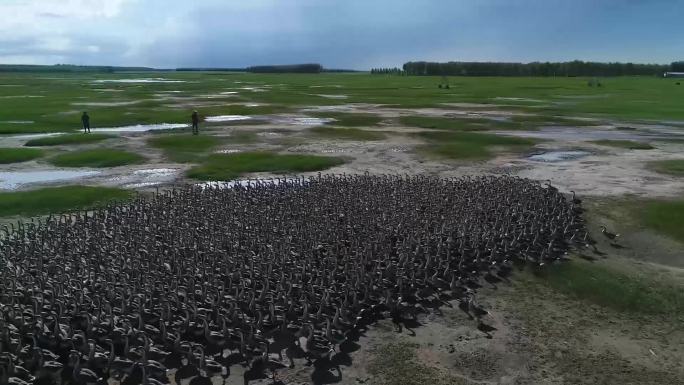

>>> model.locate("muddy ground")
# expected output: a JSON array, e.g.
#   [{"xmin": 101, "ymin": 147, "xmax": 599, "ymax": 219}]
[
  {"xmin": 3, "ymin": 103, "xmax": 684, "ymax": 196},
  {"xmin": 203, "ymin": 200, "xmax": 684, "ymax": 385},
  {"xmin": 4, "ymin": 103, "xmax": 684, "ymax": 385}
]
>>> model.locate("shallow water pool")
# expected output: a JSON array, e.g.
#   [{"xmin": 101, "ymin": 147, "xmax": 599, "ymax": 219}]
[
  {"xmin": 92, "ymin": 123, "xmax": 188, "ymax": 133},
  {"xmin": 528, "ymin": 150, "xmax": 591, "ymax": 162},
  {"xmin": 0, "ymin": 169, "xmax": 100, "ymax": 190},
  {"xmin": 204, "ymin": 115, "xmax": 252, "ymax": 123}
]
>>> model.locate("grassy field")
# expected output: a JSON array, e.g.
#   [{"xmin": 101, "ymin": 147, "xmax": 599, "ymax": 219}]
[
  {"xmin": 0, "ymin": 148, "xmax": 44, "ymax": 163},
  {"xmin": 50, "ymin": 149, "xmax": 145, "ymax": 168},
  {"xmin": 639, "ymin": 200, "xmax": 684, "ymax": 243},
  {"xmin": 591, "ymin": 140, "xmax": 655, "ymax": 150},
  {"xmin": 0, "ymin": 186, "xmax": 134, "ymax": 217},
  {"xmin": 416, "ymin": 131, "xmax": 537, "ymax": 160},
  {"xmin": 187, "ymin": 151, "xmax": 344, "ymax": 180},
  {"xmin": 648, "ymin": 159, "xmax": 684, "ymax": 176},
  {"xmin": 148, "ymin": 134, "xmax": 222, "ymax": 162},
  {"xmin": 1, "ymin": 73, "xmax": 683, "ymax": 136},
  {"xmin": 536, "ymin": 259, "xmax": 684, "ymax": 315},
  {"xmin": 25, "ymin": 133, "xmax": 114, "ymax": 146},
  {"xmin": 400, "ymin": 115, "xmax": 489, "ymax": 131}
]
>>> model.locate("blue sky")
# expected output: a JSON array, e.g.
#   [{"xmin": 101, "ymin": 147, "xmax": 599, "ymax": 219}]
[{"xmin": 1, "ymin": 0, "xmax": 682, "ymax": 69}]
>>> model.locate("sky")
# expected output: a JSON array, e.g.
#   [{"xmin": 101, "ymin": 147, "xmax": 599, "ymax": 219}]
[{"xmin": 0, "ymin": 0, "xmax": 682, "ymax": 70}]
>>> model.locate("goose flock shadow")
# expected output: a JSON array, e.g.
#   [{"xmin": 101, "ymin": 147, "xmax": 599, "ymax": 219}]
[{"xmin": 0, "ymin": 174, "xmax": 588, "ymax": 385}]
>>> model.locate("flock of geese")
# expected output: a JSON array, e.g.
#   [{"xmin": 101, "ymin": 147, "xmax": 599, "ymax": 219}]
[{"xmin": 0, "ymin": 174, "xmax": 588, "ymax": 385}]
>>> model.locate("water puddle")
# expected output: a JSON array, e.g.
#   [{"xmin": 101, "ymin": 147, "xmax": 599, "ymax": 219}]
[
  {"xmin": 92, "ymin": 123, "xmax": 188, "ymax": 133},
  {"xmin": 0, "ymin": 169, "xmax": 100, "ymax": 190},
  {"xmin": 493, "ymin": 97, "xmax": 545, "ymax": 103},
  {"xmin": 219, "ymin": 91, "xmax": 239, "ymax": 95},
  {"xmin": 0, "ymin": 95, "xmax": 45, "ymax": 99},
  {"xmin": 205, "ymin": 115, "xmax": 252, "ymax": 123},
  {"xmin": 257, "ymin": 132, "xmax": 283, "ymax": 137},
  {"xmin": 272, "ymin": 116, "xmax": 335, "ymax": 126},
  {"xmin": 528, "ymin": 150, "xmax": 591, "ymax": 162},
  {"xmin": 92, "ymin": 78, "xmax": 186, "ymax": 84},
  {"xmin": 109, "ymin": 168, "xmax": 179, "ymax": 189},
  {"xmin": 1, "ymin": 120, "xmax": 34, "ymax": 124},
  {"xmin": 216, "ymin": 149, "xmax": 242, "ymax": 154},
  {"xmin": 316, "ymin": 94, "xmax": 349, "ymax": 99},
  {"xmin": 239, "ymin": 87, "xmax": 267, "ymax": 92},
  {"xmin": 8, "ymin": 132, "xmax": 62, "ymax": 140}
]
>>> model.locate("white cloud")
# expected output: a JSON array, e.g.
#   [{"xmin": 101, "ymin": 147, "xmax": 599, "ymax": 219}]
[{"xmin": 0, "ymin": 0, "xmax": 135, "ymax": 64}]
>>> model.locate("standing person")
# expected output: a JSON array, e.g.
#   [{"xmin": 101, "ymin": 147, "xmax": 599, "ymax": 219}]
[
  {"xmin": 191, "ymin": 110, "xmax": 199, "ymax": 135},
  {"xmin": 81, "ymin": 112, "xmax": 90, "ymax": 133}
]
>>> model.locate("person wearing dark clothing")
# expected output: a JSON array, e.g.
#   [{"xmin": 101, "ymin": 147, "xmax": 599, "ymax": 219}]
[
  {"xmin": 81, "ymin": 112, "xmax": 90, "ymax": 133},
  {"xmin": 191, "ymin": 110, "xmax": 199, "ymax": 135}
]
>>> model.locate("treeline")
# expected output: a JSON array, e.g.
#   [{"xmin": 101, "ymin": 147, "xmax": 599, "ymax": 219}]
[
  {"xmin": 0, "ymin": 64, "xmax": 159, "ymax": 73},
  {"xmin": 176, "ymin": 67, "xmax": 246, "ymax": 72},
  {"xmin": 370, "ymin": 67, "xmax": 405, "ymax": 75},
  {"xmin": 246, "ymin": 64, "xmax": 323, "ymax": 73},
  {"xmin": 397, "ymin": 60, "xmax": 678, "ymax": 77}
]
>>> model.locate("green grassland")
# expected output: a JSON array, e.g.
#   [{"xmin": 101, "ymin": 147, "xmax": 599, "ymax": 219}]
[
  {"xmin": 187, "ymin": 151, "xmax": 344, "ymax": 181},
  {"xmin": 25, "ymin": 133, "xmax": 114, "ymax": 146},
  {"xmin": 0, "ymin": 148, "xmax": 44, "ymax": 163},
  {"xmin": 1, "ymin": 73, "xmax": 683, "ymax": 136},
  {"xmin": 648, "ymin": 159, "xmax": 684, "ymax": 176},
  {"xmin": 148, "ymin": 134, "xmax": 223, "ymax": 163},
  {"xmin": 50, "ymin": 149, "xmax": 146, "ymax": 168},
  {"xmin": 536, "ymin": 259, "xmax": 684, "ymax": 315},
  {"xmin": 0, "ymin": 186, "xmax": 134, "ymax": 217},
  {"xmin": 416, "ymin": 131, "xmax": 537, "ymax": 160},
  {"xmin": 639, "ymin": 200, "xmax": 684, "ymax": 243}
]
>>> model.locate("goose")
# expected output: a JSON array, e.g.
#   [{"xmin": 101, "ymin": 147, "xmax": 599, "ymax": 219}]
[
  {"xmin": 0, "ymin": 174, "xmax": 588, "ymax": 382},
  {"xmin": 600, "ymin": 226, "xmax": 619, "ymax": 241},
  {"xmin": 70, "ymin": 351, "xmax": 101, "ymax": 385},
  {"xmin": 570, "ymin": 190, "xmax": 582, "ymax": 205},
  {"xmin": 477, "ymin": 320, "xmax": 497, "ymax": 338}
]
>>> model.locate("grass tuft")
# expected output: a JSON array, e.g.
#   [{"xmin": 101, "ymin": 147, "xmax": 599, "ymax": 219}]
[
  {"xmin": 639, "ymin": 200, "xmax": 684, "ymax": 243},
  {"xmin": 0, "ymin": 186, "xmax": 134, "ymax": 217},
  {"xmin": 591, "ymin": 140, "xmax": 654, "ymax": 150},
  {"xmin": 536, "ymin": 260, "xmax": 684, "ymax": 315},
  {"xmin": 49, "ymin": 149, "xmax": 145, "ymax": 168},
  {"xmin": 0, "ymin": 148, "xmax": 44, "ymax": 164},
  {"xmin": 310, "ymin": 126, "xmax": 386, "ymax": 141},
  {"xmin": 400, "ymin": 115, "xmax": 487, "ymax": 130},
  {"xmin": 187, "ymin": 151, "xmax": 344, "ymax": 181},
  {"xmin": 417, "ymin": 131, "xmax": 536, "ymax": 160},
  {"xmin": 148, "ymin": 134, "xmax": 222, "ymax": 163},
  {"xmin": 24, "ymin": 133, "xmax": 114, "ymax": 147},
  {"xmin": 648, "ymin": 159, "xmax": 684, "ymax": 176}
]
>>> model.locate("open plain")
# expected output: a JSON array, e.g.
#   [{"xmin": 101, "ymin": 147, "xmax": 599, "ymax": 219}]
[{"xmin": 1, "ymin": 72, "xmax": 684, "ymax": 385}]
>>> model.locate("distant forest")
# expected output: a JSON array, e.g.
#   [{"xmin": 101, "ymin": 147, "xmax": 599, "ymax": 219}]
[
  {"xmin": 0, "ymin": 64, "xmax": 160, "ymax": 73},
  {"xmin": 246, "ymin": 64, "xmax": 323, "ymax": 73},
  {"xmin": 0, "ymin": 63, "xmax": 359, "ymax": 74},
  {"xmin": 371, "ymin": 60, "xmax": 683, "ymax": 77}
]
